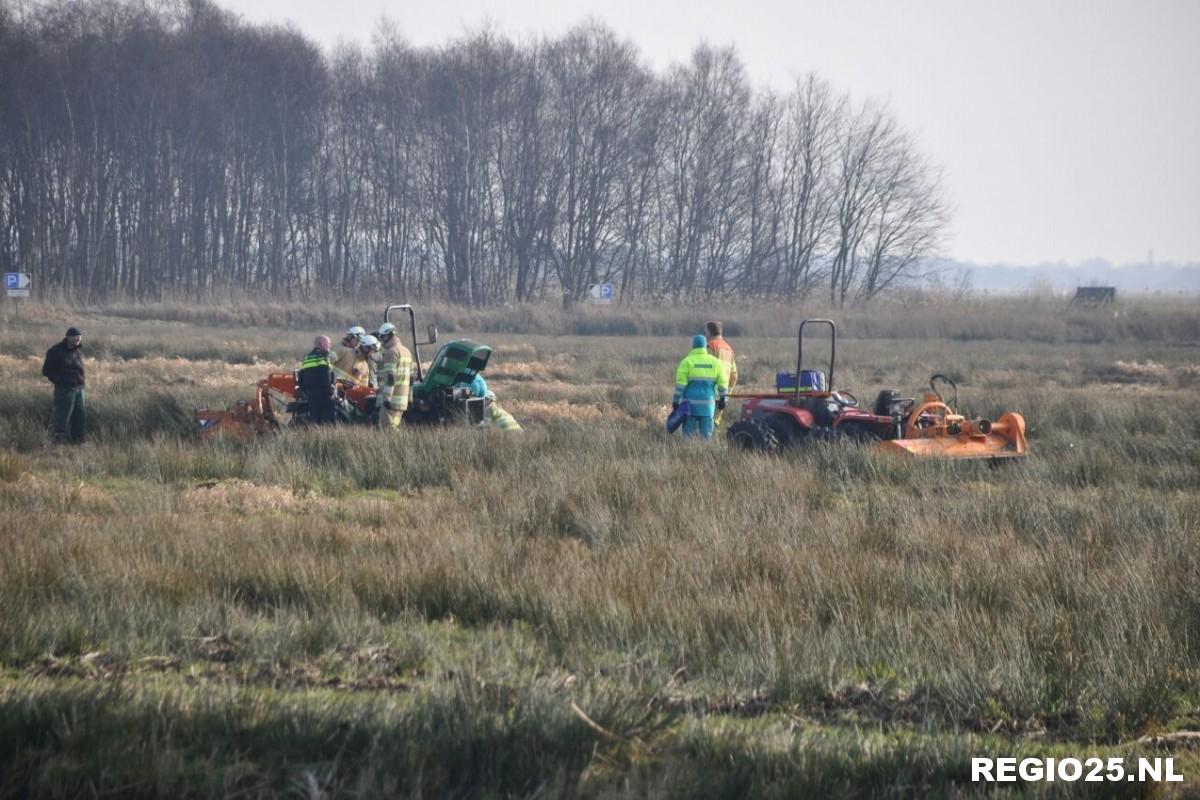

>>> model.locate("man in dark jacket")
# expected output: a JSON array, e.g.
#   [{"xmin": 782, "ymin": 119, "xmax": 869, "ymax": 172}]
[
  {"xmin": 298, "ymin": 335, "xmax": 336, "ymax": 424},
  {"xmin": 42, "ymin": 326, "xmax": 86, "ymax": 444}
]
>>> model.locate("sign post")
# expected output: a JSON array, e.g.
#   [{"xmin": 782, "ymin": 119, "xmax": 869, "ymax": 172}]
[
  {"xmin": 587, "ymin": 283, "xmax": 614, "ymax": 305},
  {"xmin": 5, "ymin": 272, "xmax": 31, "ymax": 317}
]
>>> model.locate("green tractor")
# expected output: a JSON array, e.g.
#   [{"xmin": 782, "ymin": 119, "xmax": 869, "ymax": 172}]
[{"xmin": 384, "ymin": 304, "xmax": 495, "ymax": 427}]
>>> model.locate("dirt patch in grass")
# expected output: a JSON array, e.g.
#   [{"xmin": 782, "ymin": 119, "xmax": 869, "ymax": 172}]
[
  {"xmin": 178, "ymin": 479, "xmax": 317, "ymax": 514},
  {"xmin": 507, "ymin": 399, "xmax": 612, "ymax": 423},
  {"xmin": 486, "ymin": 356, "xmax": 576, "ymax": 383},
  {"xmin": 22, "ymin": 646, "xmax": 421, "ymax": 693},
  {"xmin": 225, "ymin": 659, "xmax": 415, "ymax": 692},
  {"xmin": 492, "ymin": 343, "xmax": 540, "ymax": 360},
  {"xmin": 0, "ymin": 451, "xmax": 29, "ymax": 482},
  {"xmin": 1088, "ymin": 359, "xmax": 1200, "ymax": 387},
  {"xmin": 1112, "ymin": 360, "xmax": 1171, "ymax": 383},
  {"xmin": 6, "ymin": 475, "xmax": 123, "ymax": 513},
  {"xmin": 0, "ymin": 354, "xmax": 44, "ymax": 371}
]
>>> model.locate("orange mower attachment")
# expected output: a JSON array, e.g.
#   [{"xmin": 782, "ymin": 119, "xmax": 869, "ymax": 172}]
[
  {"xmin": 873, "ymin": 398, "xmax": 1032, "ymax": 455},
  {"xmin": 194, "ymin": 371, "xmax": 381, "ymax": 440},
  {"xmin": 876, "ymin": 377, "xmax": 1027, "ymax": 460},
  {"xmin": 193, "ymin": 374, "xmax": 288, "ymax": 441}
]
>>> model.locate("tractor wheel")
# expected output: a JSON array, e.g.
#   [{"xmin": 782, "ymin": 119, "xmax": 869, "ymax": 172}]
[
  {"xmin": 727, "ymin": 419, "xmax": 781, "ymax": 453},
  {"xmin": 765, "ymin": 416, "xmax": 803, "ymax": 447}
]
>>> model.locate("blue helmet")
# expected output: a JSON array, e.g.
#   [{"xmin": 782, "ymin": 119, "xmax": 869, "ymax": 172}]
[{"xmin": 692, "ymin": 334, "xmax": 707, "ymax": 349}]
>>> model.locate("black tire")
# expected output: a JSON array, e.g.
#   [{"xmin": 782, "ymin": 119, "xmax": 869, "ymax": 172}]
[
  {"xmin": 727, "ymin": 419, "xmax": 781, "ymax": 453},
  {"xmin": 764, "ymin": 416, "xmax": 804, "ymax": 447}
]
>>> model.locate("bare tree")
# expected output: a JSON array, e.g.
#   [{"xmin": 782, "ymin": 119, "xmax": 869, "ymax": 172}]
[
  {"xmin": 366, "ymin": 30, "xmax": 422, "ymax": 296},
  {"xmin": 735, "ymin": 92, "xmax": 784, "ymax": 297},
  {"xmin": 774, "ymin": 75, "xmax": 841, "ymax": 299},
  {"xmin": 855, "ymin": 130, "xmax": 948, "ymax": 302},
  {"xmin": 658, "ymin": 45, "xmax": 751, "ymax": 299},
  {"xmin": 542, "ymin": 24, "xmax": 645, "ymax": 307},
  {"xmin": 0, "ymin": 3, "xmax": 947, "ymax": 305},
  {"xmin": 416, "ymin": 31, "xmax": 511, "ymax": 305},
  {"xmin": 492, "ymin": 43, "xmax": 555, "ymax": 302},
  {"xmin": 828, "ymin": 101, "xmax": 893, "ymax": 307}
]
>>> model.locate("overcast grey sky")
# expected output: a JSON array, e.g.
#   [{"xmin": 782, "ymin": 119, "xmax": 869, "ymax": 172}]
[{"xmin": 219, "ymin": 0, "xmax": 1199, "ymax": 266}]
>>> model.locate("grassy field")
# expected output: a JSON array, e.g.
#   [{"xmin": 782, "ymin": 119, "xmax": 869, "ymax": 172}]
[{"xmin": 1, "ymin": 297, "xmax": 1199, "ymax": 798}]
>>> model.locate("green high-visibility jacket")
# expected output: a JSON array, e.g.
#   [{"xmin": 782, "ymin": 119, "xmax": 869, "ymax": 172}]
[{"xmin": 673, "ymin": 347, "xmax": 728, "ymax": 418}]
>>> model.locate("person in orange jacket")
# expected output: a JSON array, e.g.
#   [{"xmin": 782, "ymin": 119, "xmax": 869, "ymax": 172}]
[{"xmin": 706, "ymin": 321, "xmax": 737, "ymax": 425}]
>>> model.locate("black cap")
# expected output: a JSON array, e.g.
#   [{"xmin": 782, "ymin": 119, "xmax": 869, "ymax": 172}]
[{"xmin": 65, "ymin": 327, "xmax": 82, "ymax": 337}]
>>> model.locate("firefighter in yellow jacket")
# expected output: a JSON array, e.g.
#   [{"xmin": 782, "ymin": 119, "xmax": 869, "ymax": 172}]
[
  {"xmin": 673, "ymin": 334, "xmax": 728, "ymax": 440},
  {"xmin": 332, "ymin": 325, "xmax": 371, "ymax": 386},
  {"xmin": 376, "ymin": 322, "xmax": 413, "ymax": 429}
]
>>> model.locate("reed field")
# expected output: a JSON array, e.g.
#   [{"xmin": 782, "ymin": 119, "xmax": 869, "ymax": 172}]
[{"xmin": 1, "ymin": 296, "xmax": 1199, "ymax": 798}]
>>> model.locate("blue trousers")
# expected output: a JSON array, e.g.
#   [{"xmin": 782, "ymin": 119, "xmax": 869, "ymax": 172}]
[{"xmin": 682, "ymin": 415, "xmax": 715, "ymax": 440}]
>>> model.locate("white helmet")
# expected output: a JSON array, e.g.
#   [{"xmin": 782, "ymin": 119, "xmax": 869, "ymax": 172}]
[
  {"xmin": 357, "ymin": 334, "xmax": 380, "ymax": 351},
  {"xmin": 346, "ymin": 325, "xmax": 366, "ymax": 338},
  {"xmin": 378, "ymin": 322, "xmax": 398, "ymax": 338}
]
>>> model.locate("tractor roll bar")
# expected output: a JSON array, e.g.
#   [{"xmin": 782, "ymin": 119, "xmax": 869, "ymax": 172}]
[
  {"xmin": 796, "ymin": 319, "xmax": 835, "ymax": 406},
  {"xmin": 383, "ymin": 304, "xmax": 438, "ymax": 384}
]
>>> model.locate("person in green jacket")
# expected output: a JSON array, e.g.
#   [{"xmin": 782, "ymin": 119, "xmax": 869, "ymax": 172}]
[
  {"xmin": 672, "ymin": 334, "xmax": 728, "ymax": 440},
  {"xmin": 42, "ymin": 326, "xmax": 87, "ymax": 444}
]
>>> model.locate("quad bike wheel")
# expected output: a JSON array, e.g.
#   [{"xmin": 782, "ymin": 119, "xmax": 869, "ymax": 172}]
[{"xmin": 727, "ymin": 419, "xmax": 781, "ymax": 453}]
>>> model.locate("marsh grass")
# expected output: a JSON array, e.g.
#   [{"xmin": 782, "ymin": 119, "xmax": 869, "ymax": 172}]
[
  {"xmin": 1, "ymin": 305, "xmax": 1199, "ymax": 797},
  {"xmin": 5, "ymin": 293, "xmax": 1199, "ymax": 348}
]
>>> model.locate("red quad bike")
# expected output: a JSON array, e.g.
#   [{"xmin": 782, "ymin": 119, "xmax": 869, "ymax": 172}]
[{"xmin": 726, "ymin": 319, "xmax": 893, "ymax": 452}]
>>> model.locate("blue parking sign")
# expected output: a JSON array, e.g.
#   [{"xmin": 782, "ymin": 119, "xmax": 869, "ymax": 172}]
[{"xmin": 5, "ymin": 272, "xmax": 31, "ymax": 295}]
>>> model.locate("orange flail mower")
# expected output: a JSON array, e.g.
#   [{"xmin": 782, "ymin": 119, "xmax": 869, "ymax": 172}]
[
  {"xmin": 875, "ymin": 378, "xmax": 1028, "ymax": 459},
  {"xmin": 195, "ymin": 370, "xmax": 385, "ymax": 441},
  {"xmin": 194, "ymin": 373, "xmax": 289, "ymax": 441}
]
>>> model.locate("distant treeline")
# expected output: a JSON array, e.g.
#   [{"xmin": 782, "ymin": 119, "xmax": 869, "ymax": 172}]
[{"xmin": 0, "ymin": 0, "xmax": 947, "ymax": 306}]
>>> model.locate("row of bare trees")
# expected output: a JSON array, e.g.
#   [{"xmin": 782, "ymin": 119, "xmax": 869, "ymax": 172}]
[{"xmin": 0, "ymin": 0, "xmax": 948, "ymax": 306}]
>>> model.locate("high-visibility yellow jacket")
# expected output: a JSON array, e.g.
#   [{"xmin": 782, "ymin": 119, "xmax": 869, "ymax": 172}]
[
  {"xmin": 673, "ymin": 347, "xmax": 728, "ymax": 418},
  {"xmin": 332, "ymin": 349, "xmax": 371, "ymax": 386},
  {"xmin": 488, "ymin": 403, "xmax": 522, "ymax": 431},
  {"xmin": 297, "ymin": 348, "xmax": 334, "ymax": 402},
  {"xmin": 707, "ymin": 336, "xmax": 737, "ymax": 388},
  {"xmin": 376, "ymin": 340, "xmax": 413, "ymax": 411}
]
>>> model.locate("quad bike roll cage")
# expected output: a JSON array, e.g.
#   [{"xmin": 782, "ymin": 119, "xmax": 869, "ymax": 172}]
[{"xmin": 383, "ymin": 304, "xmax": 439, "ymax": 383}]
